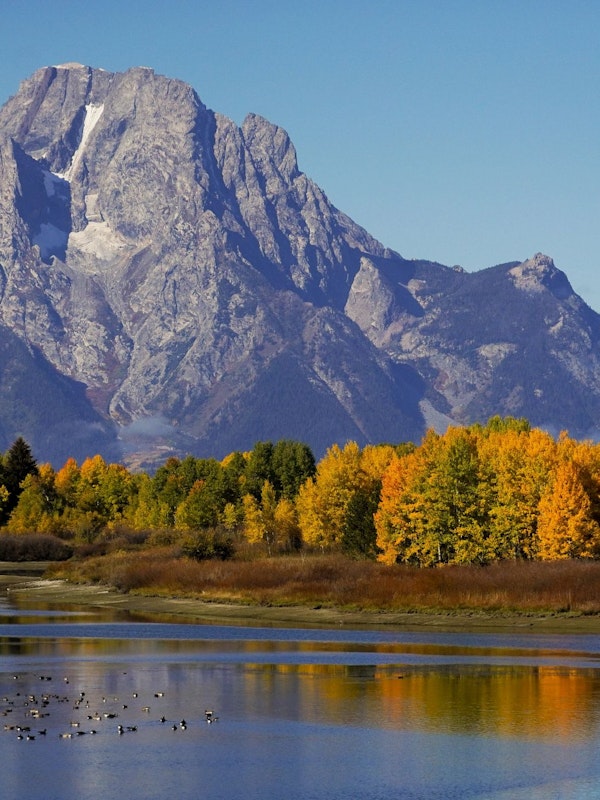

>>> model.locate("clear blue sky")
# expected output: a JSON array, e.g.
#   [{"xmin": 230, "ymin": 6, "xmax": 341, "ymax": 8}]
[{"xmin": 3, "ymin": 0, "xmax": 600, "ymax": 309}]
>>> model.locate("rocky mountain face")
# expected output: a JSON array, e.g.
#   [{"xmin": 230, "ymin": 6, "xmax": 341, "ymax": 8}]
[{"xmin": 0, "ymin": 63, "xmax": 599, "ymax": 467}]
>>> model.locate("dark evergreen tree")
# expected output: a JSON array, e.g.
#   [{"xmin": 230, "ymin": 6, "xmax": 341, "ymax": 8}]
[
  {"xmin": 341, "ymin": 482, "xmax": 382, "ymax": 560},
  {"xmin": 222, "ymin": 451, "xmax": 246, "ymax": 503},
  {"xmin": 244, "ymin": 441, "xmax": 276, "ymax": 500},
  {"xmin": 271, "ymin": 440, "xmax": 316, "ymax": 499},
  {"xmin": 1, "ymin": 437, "xmax": 38, "ymax": 522}
]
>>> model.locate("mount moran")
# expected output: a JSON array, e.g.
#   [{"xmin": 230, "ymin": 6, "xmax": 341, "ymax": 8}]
[{"xmin": 0, "ymin": 63, "xmax": 599, "ymax": 468}]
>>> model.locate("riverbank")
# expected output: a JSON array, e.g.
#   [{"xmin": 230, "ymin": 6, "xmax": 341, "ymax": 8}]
[{"xmin": 3, "ymin": 563, "xmax": 600, "ymax": 633}]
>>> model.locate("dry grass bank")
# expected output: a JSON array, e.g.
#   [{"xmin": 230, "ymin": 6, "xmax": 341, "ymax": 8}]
[{"xmin": 46, "ymin": 551, "xmax": 600, "ymax": 617}]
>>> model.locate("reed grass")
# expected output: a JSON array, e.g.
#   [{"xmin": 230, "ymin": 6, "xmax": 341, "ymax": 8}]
[{"xmin": 48, "ymin": 553, "xmax": 600, "ymax": 616}]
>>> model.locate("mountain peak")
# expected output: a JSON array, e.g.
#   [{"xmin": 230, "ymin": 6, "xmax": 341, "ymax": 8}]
[
  {"xmin": 528, "ymin": 252, "xmax": 555, "ymax": 269},
  {"xmin": 0, "ymin": 64, "xmax": 598, "ymax": 466},
  {"xmin": 508, "ymin": 253, "xmax": 574, "ymax": 299},
  {"xmin": 54, "ymin": 62, "xmax": 88, "ymax": 70},
  {"xmin": 241, "ymin": 113, "xmax": 300, "ymax": 186}
]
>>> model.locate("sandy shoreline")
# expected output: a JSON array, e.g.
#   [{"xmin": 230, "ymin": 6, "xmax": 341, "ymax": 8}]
[{"xmin": 2, "ymin": 563, "xmax": 600, "ymax": 633}]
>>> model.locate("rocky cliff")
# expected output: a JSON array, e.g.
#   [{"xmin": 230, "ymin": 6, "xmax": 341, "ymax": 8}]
[{"xmin": 0, "ymin": 64, "xmax": 598, "ymax": 466}]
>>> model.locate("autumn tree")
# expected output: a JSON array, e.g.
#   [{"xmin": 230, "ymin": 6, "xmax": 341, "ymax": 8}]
[
  {"xmin": 296, "ymin": 442, "xmax": 364, "ymax": 550},
  {"xmin": 377, "ymin": 420, "xmax": 564, "ymax": 566},
  {"xmin": 54, "ymin": 458, "xmax": 80, "ymax": 508},
  {"xmin": 537, "ymin": 459, "xmax": 600, "ymax": 559},
  {"xmin": 273, "ymin": 496, "xmax": 302, "ymax": 552},
  {"xmin": 375, "ymin": 448, "xmax": 419, "ymax": 566},
  {"xmin": 45, "ymin": 455, "xmax": 136, "ymax": 540},
  {"xmin": 242, "ymin": 480, "xmax": 302, "ymax": 554},
  {"xmin": 76, "ymin": 456, "xmax": 129, "ymax": 517},
  {"xmin": 562, "ymin": 438, "xmax": 600, "ymax": 529},
  {"xmin": 5, "ymin": 464, "xmax": 59, "ymax": 534},
  {"xmin": 376, "ymin": 429, "xmax": 486, "ymax": 566},
  {"xmin": 242, "ymin": 481, "xmax": 278, "ymax": 554},
  {"xmin": 479, "ymin": 426, "xmax": 557, "ymax": 560},
  {"xmin": 295, "ymin": 441, "xmax": 390, "ymax": 553},
  {"xmin": 377, "ymin": 427, "xmax": 494, "ymax": 565}
]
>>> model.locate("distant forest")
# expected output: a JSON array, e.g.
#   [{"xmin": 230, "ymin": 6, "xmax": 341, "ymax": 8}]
[{"xmin": 1, "ymin": 416, "xmax": 600, "ymax": 566}]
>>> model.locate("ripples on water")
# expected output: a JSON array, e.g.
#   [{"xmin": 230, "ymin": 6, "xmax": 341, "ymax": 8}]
[{"xmin": 0, "ymin": 593, "xmax": 599, "ymax": 799}]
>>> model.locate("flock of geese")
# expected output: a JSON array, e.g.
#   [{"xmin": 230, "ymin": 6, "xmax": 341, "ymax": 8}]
[{"xmin": 0, "ymin": 673, "xmax": 218, "ymax": 741}]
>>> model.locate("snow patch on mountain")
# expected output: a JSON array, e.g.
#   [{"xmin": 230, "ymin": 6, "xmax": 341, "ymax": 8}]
[
  {"xmin": 32, "ymin": 222, "xmax": 68, "ymax": 260},
  {"xmin": 58, "ymin": 104, "xmax": 104, "ymax": 182},
  {"xmin": 42, "ymin": 169, "xmax": 67, "ymax": 197}
]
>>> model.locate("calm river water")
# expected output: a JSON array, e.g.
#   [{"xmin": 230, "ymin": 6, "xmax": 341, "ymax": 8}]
[{"xmin": 1, "ymin": 593, "xmax": 600, "ymax": 800}]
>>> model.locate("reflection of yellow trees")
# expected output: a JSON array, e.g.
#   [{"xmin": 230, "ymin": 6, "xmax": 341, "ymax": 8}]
[
  {"xmin": 233, "ymin": 659, "xmax": 600, "ymax": 740},
  {"xmin": 377, "ymin": 666, "xmax": 599, "ymax": 740},
  {"xmin": 238, "ymin": 662, "xmax": 379, "ymax": 725},
  {"xmin": 1, "ymin": 629, "xmax": 598, "ymax": 744}
]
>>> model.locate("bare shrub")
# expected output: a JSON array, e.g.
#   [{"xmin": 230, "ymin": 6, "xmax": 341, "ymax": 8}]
[
  {"xmin": 181, "ymin": 528, "xmax": 235, "ymax": 561},
  {"xmin": 0, "ymin": 534, "xmax": 73, "ymax": 562}
]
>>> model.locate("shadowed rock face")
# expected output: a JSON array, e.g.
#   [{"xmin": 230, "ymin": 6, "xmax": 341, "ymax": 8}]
[{"xmin": 0, "ymin": 64, "xmax": 599, "ymax": 467}]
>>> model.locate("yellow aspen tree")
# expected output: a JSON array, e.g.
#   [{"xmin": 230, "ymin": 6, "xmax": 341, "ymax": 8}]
[
  {"xmin": 79, "ymin": 454, "xmax": 108, "ymax": 484},
  {"xmin": 260, "ymin": 480, "xmax": 278, "ymax": 553},
  {"xmin": 478, "ymin": 428, "xmax": 536, "ymax": 559},
  {"xmin": 222, "ymin": 501, "xmax": 243, "ymax": 533},
  {"xmin": 6, "ymin": 464, "xmax": 58, "ymax": 534},
  {"xmin": 76, "ymin": 455, "xmax": 109, "ymax": 518},
  {"xmin": 537, "ymin": 459, "xmax": 600, "ymax": 559},
  {"xmin": 567, "ymin": 439, "xmax": 600, "ymax": 527},
  {"xmin": 377, "ymin": 426, "xmax": 490, "ymax": 565},
  {"xmin": 100, "ymin": 463, "xmax": 134, "ymax": 524},
  {"xmin": 375, "ymin": 452, "xmax": 414, "ymax": 565},
  {"xmin": 295, "ymin": 442, "xmax": 363, "ymax": 550},
  {"xmin": 360, "ymin": 444, "xmax": 397, "ymax": 484},
  {"xmin": 54, "ymin": 457, "xmax": 80, "ymax": 506},
  {"xmin": 295, "ymin": 477, "xmax": 324, "ymax": 548},
  {"xmin": 480, "ymin": 427, "xmax": 556, "ymax": 560},
  {"xmin": 375, "ymin": 440, "xmax": 434, "ymax": 565},
  {"xmin": 124, "ymin": 473, "xmax": 159, "ymax": 530},
  {"xmin": 242, "ymin": 481, "xmax": 278, "ymax": 554},
  {"xmin": 242, "ymin": 493, "xmax": 264, "ymax": 545},
  {"xmin": 274, "ymin": 497, "xmax": 301, "ymax": 552}
]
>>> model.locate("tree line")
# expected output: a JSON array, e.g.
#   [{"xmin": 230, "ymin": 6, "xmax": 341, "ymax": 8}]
[{"xmin": 3, "ymin": 416, "xmax": 600, "ymax": 564}]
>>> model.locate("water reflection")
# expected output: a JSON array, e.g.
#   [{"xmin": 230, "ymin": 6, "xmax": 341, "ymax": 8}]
[
  {"xmin": 234, "ymin": 661, "xmax": 600, "ymax": 741},
  {"xmin": 1, "ymin": 632, "xmax": 600, "ymax": 741},
  {"xmin": 1, "ymin": 595, "xmax": 600, "ymax": 798}
]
